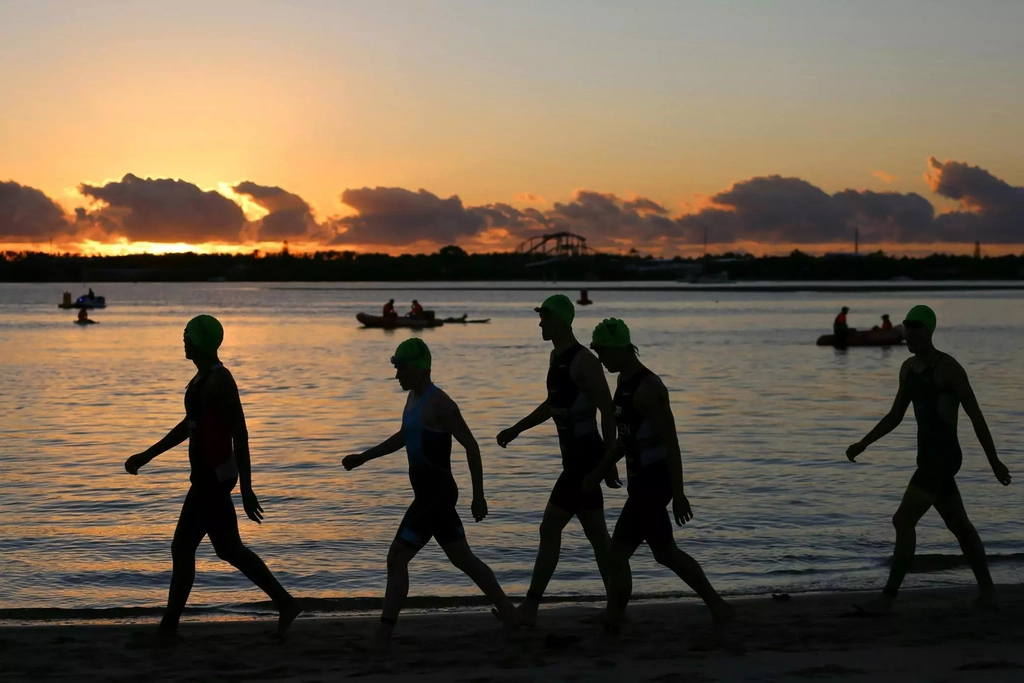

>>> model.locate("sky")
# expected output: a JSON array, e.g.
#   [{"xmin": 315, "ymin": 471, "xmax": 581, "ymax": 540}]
[{"xmin": 2, "ymin": 0, "xmax": 1023, "ymax": 256}]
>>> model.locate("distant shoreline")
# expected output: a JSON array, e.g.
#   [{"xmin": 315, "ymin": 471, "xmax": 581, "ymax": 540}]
[{"xmin": 268, "ymin": 283, "xmax": 1024, "ymax": 293}]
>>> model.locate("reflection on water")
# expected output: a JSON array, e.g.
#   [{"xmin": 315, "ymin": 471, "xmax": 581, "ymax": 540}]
[{"xmin": 2, "ymin": 282, "xmax": 1023, "ymax": 613}]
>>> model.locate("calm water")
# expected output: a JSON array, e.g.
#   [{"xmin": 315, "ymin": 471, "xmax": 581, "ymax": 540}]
[{"xmin": 2, "ymin": 282, "xmax": 1023, "ymax": 619}]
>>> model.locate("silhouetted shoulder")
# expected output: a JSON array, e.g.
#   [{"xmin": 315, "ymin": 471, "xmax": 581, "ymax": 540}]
[
  {"xmin": 429, "ymin": 387, "xmax": 459, "ymax": 415},
  {"xmin": 935, "ymin": 352, "xmax": 967, "ymax": 385},
  {"xmin": 207, "ymin": 365, "xmax": 237, "ymax": 391},
  {"xmin": 898, "ymin": 357, "xmax": 915, "ymax": 381},
  {"xmin": 570, "ymin": 345, "xmax": 602, "ymax": 375},
  {"xmin": 634, "ymin": 371, "xmax": 669, "ymax": 409}
]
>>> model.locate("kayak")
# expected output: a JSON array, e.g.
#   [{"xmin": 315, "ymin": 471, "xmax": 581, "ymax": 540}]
[
  {"xmin": 59, "ymin": 294, "xmax": 106, "ymax": 309},
  {"xmin": 816, "ymin": 328, "xmax": 903, "ymax": 347},
  {"xmin": 74, "ymin": 319, "xmax": 98, "ymax": 325},
  {"xmin": 356, "ymin": 313, "xmax": 443, "ymax": 329},
  {"xmin": 442, "ymin": 315, "xmax": 490, "ymax": 324}
]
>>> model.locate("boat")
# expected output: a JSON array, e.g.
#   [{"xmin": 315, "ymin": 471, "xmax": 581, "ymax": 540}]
[
  {"xmin": 357, "ymin": 313, "xmax": 444, "ymax": 329},
  {"xmin": 74, "ymin": 319, "xmax": 98, "ymax": 325},
  {"xmin": 442, "ymin": 315, "xmax": 491, "ymax": 324},
  {"xmin": 816, "ymin": 328, "xmax": 904, "ymax": 347},
  {"xmin": 58, "ymin": 291, "xmax": 106, "ymax": 309}
]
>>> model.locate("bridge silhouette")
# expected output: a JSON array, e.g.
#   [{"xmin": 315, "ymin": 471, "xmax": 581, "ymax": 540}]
[{"xmin": 514, "ymin": 232, "xmax": 597, "ymax": 263}]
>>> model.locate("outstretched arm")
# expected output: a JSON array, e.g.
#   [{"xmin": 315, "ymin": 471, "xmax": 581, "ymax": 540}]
[
  {"xmin": 847, "ymin": 361, "xmax": 913, "ymax": 461},
  {"xmin": 497, "ymin": 400, "xmax": 551, "ymax": 447},
  {"xmin": 343, "ymin": 431, "xmax": 406, "ymax": 470},
  {"xmin": 573, "ymin": 351, "xmax": 621, "ymax": 487},
  {"xmin": 439, "ymin": 399, "xmax": 490, "ymax": 521},
  {"xmin": 124, "ymin": 419, "xmax": 189, "ymax": 474},
  {"xmin": 948, "ymin": 360, "xmax": 1011, "ymax": 486}
]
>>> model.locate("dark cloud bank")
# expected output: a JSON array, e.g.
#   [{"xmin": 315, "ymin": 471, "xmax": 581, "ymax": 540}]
[{"xmin": 3, "ymin": 159, "xmax": 1022, "ymax": 250}]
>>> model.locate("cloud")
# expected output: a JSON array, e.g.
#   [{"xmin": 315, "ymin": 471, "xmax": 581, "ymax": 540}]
[
  {"xmin": 78, "ymin": 173, "xmax": 246, "ymax": 243},
  {"xmin": 6, "ymin": 156, "xmax": 1024, "ymax": 252},
  {"xmin": 873, "ymin": 170, "xmax": 898, "ymax": 183},
  {"xmin": 676, "ymin": 158, "xmax": 1024, "ymax": 246},
  {"xmin": 329, "ymin": 187, "xmax": 485, "ymax": 247},
  {"xmin": 514, "ymin": 192, "xmax": 545, "ymax": 204},
  {"xmin": 677, "ymin": 176, "xmax": 848, "ymax": 244},
  {"xmin": 926, "ymin": 157, "xmax": 1024, "ymax": 242},
  {"xmin": 0, "ymin": 181, "xmax": 71, "ymax": 241},
  {"xmin": 232, "ymin": 181, "xmax": 320, "ymax": 241},
  {"xmin": 541, "ymin": 191, "xmax": 680, "ymax": 247}
]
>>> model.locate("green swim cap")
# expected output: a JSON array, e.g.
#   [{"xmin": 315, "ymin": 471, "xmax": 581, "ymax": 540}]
[
  {"xmin": 185, "ymin": 315, "xmax": 224, "ymax": 355},
  {"xmin": 591, "ymin": 318, "xmax": 632, "ymax": 348},
  {"xmin": 534, "ymin": 294, "xmax": 574, "ymax": 325},
  {"xmin": 903, "ymin": 305, "xmax": 936, "ymax": 333},
  {"xmin": 391, "ymin": 337, "xmax": 431, "ymax": 369}
]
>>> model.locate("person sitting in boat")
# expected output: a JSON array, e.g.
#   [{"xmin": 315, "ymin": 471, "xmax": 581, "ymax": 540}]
[
  {"xmin": 833, "ymin": 307, "xmax": 850, "ymax": 346},
  {"xmin": 409, "ymin": 300, "xmax": 425, "ymax": 319},
  {"xmin": 881, "ymin": 314, "xmax": 893, "ymax": 331},
  {"xmin": 88, "ymin": 288, "xmax": 95, "ymax": 300},
  {"xmin": 77, "ymin": 308, "xmax": 89, "ymax": 323},
  {"xmin": 383, "ymin": 299, "xmax": 397, "ymax": 318}
]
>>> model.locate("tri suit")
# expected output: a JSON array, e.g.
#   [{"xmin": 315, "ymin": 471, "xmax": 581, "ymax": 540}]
[
  {"xmin": 395, "ymin": 385, "xmax": 466, "ymax": 549},
  {"xmin": 611, "ymin": 368, "xmax": 674, "ymax": 549},
  {"xmin": 906, "ymin": 353, "xmax": 963, "ymax": 498},
  {"xmin": 546, "ymin": 343, "xmax": 605, "ymax": 514},
  {"xmin": 177, "ymin": 363, "xmax": 243, "ymax": 549}
]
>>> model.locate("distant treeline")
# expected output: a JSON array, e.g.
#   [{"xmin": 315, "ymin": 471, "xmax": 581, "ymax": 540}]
[{"xmin": 2, "ymin": 246, "xmax": 1024, "ymax": 282}]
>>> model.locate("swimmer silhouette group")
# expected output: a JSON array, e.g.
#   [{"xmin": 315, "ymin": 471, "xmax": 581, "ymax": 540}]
[{"xmin": 124, "ymin": 298, "xmax": 1011, "ymax": 646}]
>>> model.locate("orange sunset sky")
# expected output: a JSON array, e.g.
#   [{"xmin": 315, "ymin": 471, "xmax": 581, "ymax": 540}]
[{"xmin": 2, "ymin": 1, "xmax": 1023, "ymax": 257}]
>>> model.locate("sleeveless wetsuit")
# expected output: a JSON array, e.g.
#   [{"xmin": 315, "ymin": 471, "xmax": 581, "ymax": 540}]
[
  {"xmin": 906, "ymin": 353, "xmax": 963, "ymax": 498},
  {"xmin": 611, "ymin": 368, "xmax": 673, "ymax": 548},
  {"xmin": 185, "ymin": 363, "xmax": 239, "ymax": 487},
  {"xmin": 547, "ymin": 343, "xmax": 605, "ymax": 513},
  {"xmin": 395, "ymin": 385, "xmax": 465, "ymax": 549},
  {"xmin": 177, "ymin": 364, "xmax": 243, "ymax": 551}
]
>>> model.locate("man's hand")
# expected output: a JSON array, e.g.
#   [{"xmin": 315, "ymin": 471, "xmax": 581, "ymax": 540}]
[
  {"xmin": 991, "ymin": 460, "xmax": 1012, "ymax": 486},
  {"xmin": 673, "ymin": 493, "xmax": 693, "ymax": 526},
  {"xmin": 846, "ymin": 441, "xmax": 866, "ymax": 462},
  {"xmin": 471, "ymin": 496, "xmax": 489, "ymax": 522},
  {"xmin": 342, "ymin": 454, "xmax": 365, "ymax": 471},
  {"xmin": 582, "ymin": 470, "xmax": 602, "ymax": 493},
  {"xmin": 496, "ymin": 428, "xmax": 519, "ymax": 448},
  {"xmin": 241, "ymin": 488, "xmax": 265, "ymax": 524},
  {"xmin": 124, "ymin": 453, "xmax": 150, "ymax": 475},
  {"xmin": 604, "ymin": 463, "xmax": 622, "ymax": 489}
]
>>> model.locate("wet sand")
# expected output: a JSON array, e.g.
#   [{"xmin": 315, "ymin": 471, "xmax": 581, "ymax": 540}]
[{"xmin": 3, "ymin": 585, "xmax": 1023, "ymax": 682}]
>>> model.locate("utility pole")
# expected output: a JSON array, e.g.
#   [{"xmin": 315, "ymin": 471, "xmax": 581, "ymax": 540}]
[{"xmin": 854, "ymin": 226, "xmax": 859, "ymax": 254}]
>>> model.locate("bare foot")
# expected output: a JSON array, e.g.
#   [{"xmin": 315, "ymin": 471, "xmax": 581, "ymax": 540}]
[
  {"xmin": 582, "ymin": 609, "xmax": 629, "ymax": 625},
  {"xmin": 128, "ymin": 624, "xmax": 179, "ymax": 649},
  {"xmin": 516, "ymin": 598, "xmax": 539, "ymax": 627},
  {"xmin": 851, "ymin": 593, "xmax": 895, "ymax": 616},
  {"xmin": 599, "ymin": 609, "xmax": 623, "ymax": 636},
  {"xmin": 277, "ymin": 596, "xmax": 303, "ymax": 637},
  {"xmin": 712, "ymin": 601, "xmax": 737, "ymax": 631},
  {"xmin": 369, "ymin": 621, "xmax": 394, "ymax": 652},
  {"xmin": 491, "ymin": 599, "xmax": 536, "ymax": 628},
  {"xmin": 975, "ymin": 589, "xmax": 999, "ymax": 612}
]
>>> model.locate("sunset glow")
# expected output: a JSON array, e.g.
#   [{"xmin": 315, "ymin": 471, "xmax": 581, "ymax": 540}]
[{"xmin": 2, "ymin": 1, "xmax": 1023, "ymax": 256}]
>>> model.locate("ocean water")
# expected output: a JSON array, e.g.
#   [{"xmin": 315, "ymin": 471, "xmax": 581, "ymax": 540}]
[{"xmin": 2, "ymin": 282, "xmax": 1023, "ymax": 621}]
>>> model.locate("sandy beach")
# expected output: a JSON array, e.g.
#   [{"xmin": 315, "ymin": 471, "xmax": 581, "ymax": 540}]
[{"xmin": 3, "ymin": 585, "xmax": 1023, "ymax": 682}]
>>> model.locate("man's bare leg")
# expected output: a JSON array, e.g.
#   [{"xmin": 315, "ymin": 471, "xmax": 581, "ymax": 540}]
[
  {"xmin": 934, "ymin": 490, "xmax": 998, "ymax": 608},
  {"xmin": 372, "ymin": 541, "xmax": 419, "ymax": 648},
  {"xmin": 443, "ymin": 538, "xmax": 520, "ymax": 629},
  {"xmin": 517, "ymin": 503, "xmax": 574, "ymax": 625}
]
